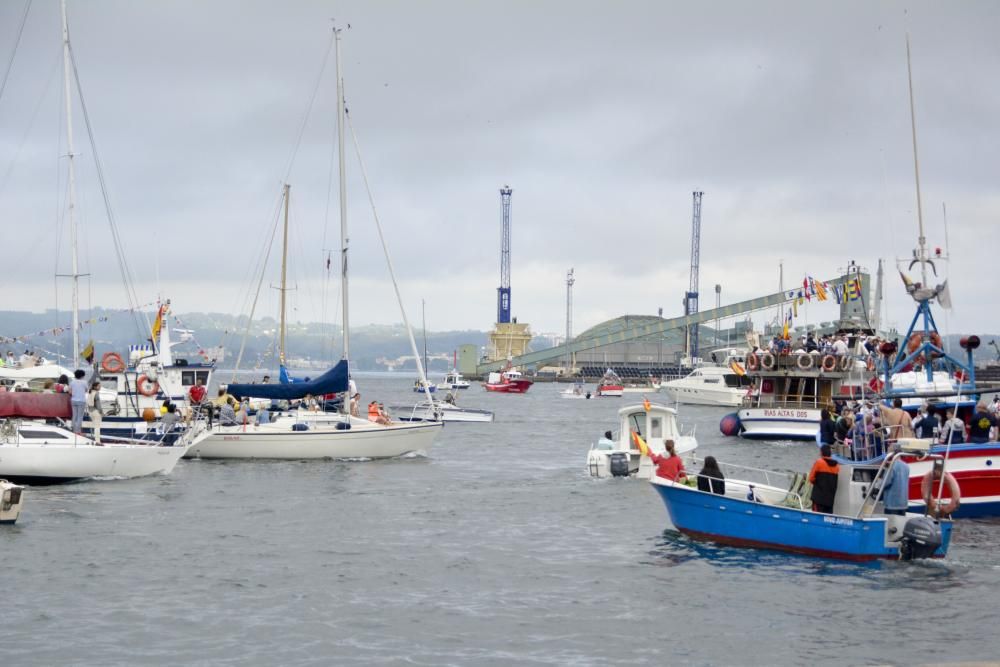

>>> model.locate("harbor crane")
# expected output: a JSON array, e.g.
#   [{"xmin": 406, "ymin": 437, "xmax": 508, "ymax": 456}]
[
  {"xmin": 497, "ymin": 186, "xmax": 513, "ymax": 324},
  {"xmin": 684, "ymin": 191, "xmax": 703, "ymax": 361}
]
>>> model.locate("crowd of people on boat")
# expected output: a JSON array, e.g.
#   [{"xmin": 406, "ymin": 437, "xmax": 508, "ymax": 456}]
[
  {"xmin": 0, "ymin": 349, "xmax": 46, "ymax": 368},
  {"xmin": 818, "ymin": 396, "xmax": 1000, "ymax": 460},
  {"xmin": 754, "ymin": 331, "xmax": 888, "ymax": 362}
]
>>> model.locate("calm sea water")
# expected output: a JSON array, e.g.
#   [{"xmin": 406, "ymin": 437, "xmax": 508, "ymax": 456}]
[{"xmin": 4, "ymin": 374, "xmax": 999, "ymax": 666}]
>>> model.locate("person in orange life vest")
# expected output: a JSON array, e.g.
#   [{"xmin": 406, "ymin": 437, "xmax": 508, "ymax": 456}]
[
  {"xmin": 809, "ymin": 444, "xmax": 841, "ymax": 514},
  {"xmin": 648, "ymin": 439, "xmax": 686, "ymax": 481}
]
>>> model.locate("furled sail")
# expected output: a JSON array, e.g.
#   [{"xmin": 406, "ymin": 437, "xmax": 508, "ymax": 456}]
[{"xmin": 226, "ymin": 360, "xmax": 348, "ymax": 400}]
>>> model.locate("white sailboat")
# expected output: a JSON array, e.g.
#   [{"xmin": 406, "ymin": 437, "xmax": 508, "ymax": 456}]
[
  {"xmin": 189, "ymin": 28, "xmax": 442, "ymax": 459},
  {"xmin": 0, "ymin": 1, "xmax": 207, "ymax": 484}
]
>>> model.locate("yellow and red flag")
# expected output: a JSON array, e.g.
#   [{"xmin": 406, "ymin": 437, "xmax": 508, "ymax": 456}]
[
  {"xmin": 631, "ymin": 430, "xmax": 650, "ymax": 456},
  {"xmin": 643, "ymin": 398, "xmax": 651, "ymax": 412},
  {"xmin": 729, "ymin": 360, "xmax": 746, "ymax": 376},
  {"xmin": 150, "ymin": 303, "xmax": 168, "ymax": 344}
]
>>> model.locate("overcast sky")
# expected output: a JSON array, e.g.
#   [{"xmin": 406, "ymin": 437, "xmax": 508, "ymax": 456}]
[{"xmin": 1, "ymin": 0, "xmax": 997, "ymax": 341}]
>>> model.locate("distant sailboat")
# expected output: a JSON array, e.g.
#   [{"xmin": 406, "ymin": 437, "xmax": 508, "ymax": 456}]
[{"xmin": 189, "ymin": 27, "xmax": 442, "ymax": 459}]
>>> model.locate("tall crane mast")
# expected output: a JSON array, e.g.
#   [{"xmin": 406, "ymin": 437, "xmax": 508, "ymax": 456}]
[
  {"xmin": 684, "ymin": 191, "xmax": 703, "ymax": 361},
  {"xmin": 497, "ymin": 185, "xmax": 513, "ymax": 324}
]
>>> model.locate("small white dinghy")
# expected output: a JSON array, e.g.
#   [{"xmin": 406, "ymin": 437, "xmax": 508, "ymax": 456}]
[
  {"xmin": 560, "ymin": 383, "xmax": 591, "ymax": 399},
  {"xmin": 587, "ymin": 402, "xmax": 697, "ymax": 479},
  {"xmin": 0, "ymin": 479, "xmax": 25, "ymax": 524}
]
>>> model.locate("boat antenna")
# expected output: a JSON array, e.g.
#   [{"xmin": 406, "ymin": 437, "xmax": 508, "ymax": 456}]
[{"xmin": 906, "ymin": 33, "xmax": 929, "ymax": 287}]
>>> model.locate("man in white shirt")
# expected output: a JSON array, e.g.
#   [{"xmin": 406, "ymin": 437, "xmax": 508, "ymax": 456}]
[
  {"xmin": 69, "ymin": 369, "xmax": 89, "ymax": 434},
  {"xmin": 832, "ymin": 335, "xmax": 849, "ymax": 356}
]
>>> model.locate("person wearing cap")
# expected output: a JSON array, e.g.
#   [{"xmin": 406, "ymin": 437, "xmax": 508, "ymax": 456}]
[{"xmin": 968, "ymin": 402, "xmax": 997, "ymax": 443}]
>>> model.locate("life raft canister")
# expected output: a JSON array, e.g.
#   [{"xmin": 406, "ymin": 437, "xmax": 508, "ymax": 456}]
[
  {"xmin": 101, "ymin": 351, "xmax": 125, "ymax": 374},
  {"xmin": 136, "ymin": 374, "xmax": 159, "ymax": 397}
]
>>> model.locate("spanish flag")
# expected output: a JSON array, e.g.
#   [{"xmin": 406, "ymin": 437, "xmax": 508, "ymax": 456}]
[
  {"xmin": 631, "ymin": 430, "xmax": 650, "ymax": 456},
  {"xmin": 643, "ymin": 398, "xmax": 651, "ymax": 412},
  {"xmin": 781, "ymin": 308, "xmax": 792, "ymax": 340}
]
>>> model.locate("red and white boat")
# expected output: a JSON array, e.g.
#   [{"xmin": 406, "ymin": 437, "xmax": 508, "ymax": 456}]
[
  {"xmin": 595, "ymin": 368, "xmax": 624, "ymax": 397},
  {"xmin": 483, "ymin": 369, "xmax": 533, "ymax": 393}
]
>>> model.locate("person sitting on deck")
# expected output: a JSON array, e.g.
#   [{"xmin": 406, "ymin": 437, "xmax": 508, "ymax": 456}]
[
  {"xmin": 696, "ymin": 456, "xmax": 725, "ymax": 495},
  {"xmin": 648, "ymin": 439, "xmax": 686, "ymax": 482},
  {"xmin": 218, "ymin": 401, "xmax": 240, "ymax": 426},
  {"xmin": 808, "ymin": 444, "xmax": 840, "ymax": 514},
  {"xmin": 367, "ymin": 401, "xmax": 390, "ymax": 425}
]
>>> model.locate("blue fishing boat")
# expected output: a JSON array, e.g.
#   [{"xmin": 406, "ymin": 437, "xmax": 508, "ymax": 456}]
[{"xmin": 650, "ymin": 448, "xmax": 952, "ymax": 561}]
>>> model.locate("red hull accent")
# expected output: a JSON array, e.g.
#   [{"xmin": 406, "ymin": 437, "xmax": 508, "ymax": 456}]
[
  {"xmin": 903, "ymin": 446, "xmax": 1000, "ymax": 503},
  {"xmin": 0, "ymin": 392, "xmax": 72, "ymax": 419}
]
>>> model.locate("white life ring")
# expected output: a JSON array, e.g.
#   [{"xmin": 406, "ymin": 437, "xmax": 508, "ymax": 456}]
[
  {"xmin": 796, "ymin": 354, "xmax": 814, "ymax": 371},
  {"xmin": 839, "ymin": 355, "xmax": 853, "ymax": 371},
  {"xmin": 759, "ymin": 352, "xmax": 776, "ymax": 370}
]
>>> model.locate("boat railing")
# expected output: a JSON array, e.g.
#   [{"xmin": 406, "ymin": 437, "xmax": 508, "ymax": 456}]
[
  {"xmin": 679, "ymin": 466, "xmax": 808, "ymax": 510},
  {"xmin": 688, "ymin": 454, "xmax": 797, "ymax": 494}
]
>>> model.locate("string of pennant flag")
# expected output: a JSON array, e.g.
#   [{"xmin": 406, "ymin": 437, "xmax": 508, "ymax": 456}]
[{"xmin": 0, "ymin": 301, "xmax": 158, "ymax": 346}]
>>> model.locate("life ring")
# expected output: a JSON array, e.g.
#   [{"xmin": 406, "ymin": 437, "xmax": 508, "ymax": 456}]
[
  {"xmin": 747, "ymin": 353, "xmax": 760, "ymax": 371},
  {"xmin": 759, "ymin": 352, "xmax": 775, "ymax": 370},
  {"xmin": 796, "ymin": 354, "xmax": 813, "ymax": 371},
  {"xmin": 839, "ymin": 355, "xmax": 853, "ymax": 371},
  {"xmin": 137, "ymin": 374, "xmax": 159, "ymax": 397},
  {"xmin": 907, "ymin": 331, "xmax": 943, "ymax": 358},
  {"xmin": 101, "ymin": 351, "xmax": 125, "ymax": 374},
  {"xmin": 921, "ymin": 470, "xmax": 961, "ymax": 517},
  {"xmin": 820, "ymin": 355, "xmax": 837, "ymax": 372}
]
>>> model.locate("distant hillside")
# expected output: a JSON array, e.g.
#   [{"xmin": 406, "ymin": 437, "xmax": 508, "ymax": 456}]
[{"xmin": 0, "ymin": 308, "xmax": 496, "ymax": 372}]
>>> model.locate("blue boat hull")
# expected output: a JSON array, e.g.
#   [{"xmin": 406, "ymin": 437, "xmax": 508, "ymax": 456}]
[{"xmin": 651, "ymin": 482, "xmax": 951, "ymax": 561}]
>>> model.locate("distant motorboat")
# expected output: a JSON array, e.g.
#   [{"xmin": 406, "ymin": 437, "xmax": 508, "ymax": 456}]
[
  {"xmin": 442, "ymin": 370, "xmax": 470, "ymax": 390},
  {"xmin": 595, "ymin": 368, "xmax": 624, "ymax": 397},
  {"xmin": 483, "ymin": 369, "xmax": 532, "ymax": 393},
  {"xmin": 560, "ymin": 383, "xmax": 591, "ymax": 399},
  {"xmin": 393, "ymin": 398, "xmax": 494, "ymax": 423},
  {"xmin": 0, "ymin": 479, "xmax": 25, "ymax": 524},
  {"xmin": 586, "ymin": 402, "xmax": 697, "ymax": 479},
  {"xmin": 661, "ymin": 366, "xmax": 750, "ymax": 407},
  {"xmin": 413, "ymin": 379, "xmax": 437, "ymax": 393}
]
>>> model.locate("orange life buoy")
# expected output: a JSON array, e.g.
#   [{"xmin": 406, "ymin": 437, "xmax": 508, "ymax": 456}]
[
  {"xmin": 796, "ymin": 354, "xmax": 814, "ymax": 370},
  {"xmin": 907, "ymin": 331, "xmax": 943, "ymax": 357},
  {"xmin": 866, "ymin": 356, "xmax": 876, "ymax": 372},
  {"xmin": 921, "ymin": 470, "xmax": 961, "ymax": 517},
  {"xmin": 747, "ymin": 353, "xmax": 760, "ymax": 371},
  {"xmin": 101, "ymin": 351, "xmax": 125, "ymax": 374},
  {"xmin": 820, "ymin": 355, "xmax": 837, "ymax": 372},
  {"xmin": 759, "ymin": 352, "xmax": 776, "ymax": 370},
  {"xmin": 136, "ymin": 374, "xmax": 159, "ymax": 397}
]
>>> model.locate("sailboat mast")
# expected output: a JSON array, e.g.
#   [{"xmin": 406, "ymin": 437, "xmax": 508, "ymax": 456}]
[
  {"xmin": 61, "ymin": 0, "xmax": 81, "ymax": 368},
  {"xmin": 905, "ymin": 33, "xmax": 929, "ymax": 287},
  {"xmin": 335, "ymin": 27, "xmax": 349, "ymax": 362},
  {"xmin": 279, "ymin": 183, "xmax": 290, "ymax": 365},
  {"xmin": 422, "ymin": 299, "xmax": 428, "ymax": 373}
]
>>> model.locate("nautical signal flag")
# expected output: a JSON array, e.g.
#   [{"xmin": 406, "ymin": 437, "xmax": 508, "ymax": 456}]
[
  {"xmin": 847, "ymin": 278, "xmax": 862, "ymax": 301},
  {"xmin": 631, "ymin": 430, "xmax": 650, "ymax": 456},
  {"xmin": 81, "ymin": 340, "xmax": 95, "ymax": 364}
]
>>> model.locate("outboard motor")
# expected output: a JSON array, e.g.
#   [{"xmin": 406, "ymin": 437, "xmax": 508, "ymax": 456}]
[
  {"xmin": 899, "ymin": 516, "xmax": 943, "ymax": 560},
  {"xmin": 609, "ymin": 452, "xmax": 630, "ymax": 478}
]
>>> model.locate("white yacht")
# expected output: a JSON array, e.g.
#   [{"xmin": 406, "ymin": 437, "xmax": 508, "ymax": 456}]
[
  {"xmin": 661, "ymin": 366, "xmax": 751, "ymax": 407},
  {"xmin": 586, "ymin": 402, "xmax": 697, "ymax": 479},
  {"xmin": 442, "ymin": 370, "xmax": 471, "ymax": 390}
]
